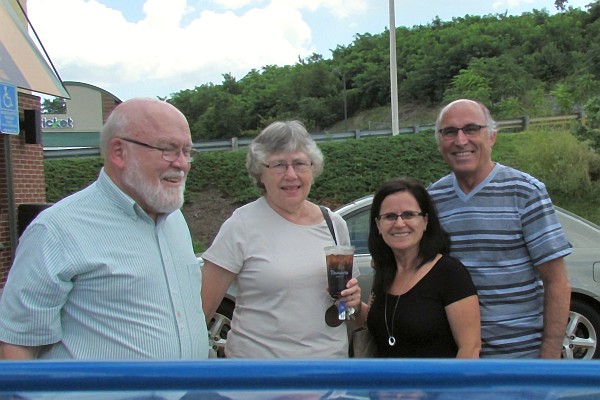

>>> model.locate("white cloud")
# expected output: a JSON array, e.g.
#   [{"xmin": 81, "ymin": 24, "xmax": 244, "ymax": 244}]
[
  {"xmin": 212, "ymin": 0, "xmax": 258, "ymax": 9},
  {"xmin": 27, "ymin": 0, "xmax": 319, "ymax": 99},
  {"xmin": 492, "ymin": 0, "xmax": 535, "ymax": 8},
  {"xmin": 272, "ymin": 0, "xmax": 368, "ymax": 18},
  {"xmin": 211, "ymin": 0, "xmax": 368, "ymax": 18},
  {"xmin": 140, "ymin": 0, "xmax": 188, "ymax": 29}
]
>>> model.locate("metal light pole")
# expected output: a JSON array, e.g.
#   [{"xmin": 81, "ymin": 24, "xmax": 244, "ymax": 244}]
[{"xmin": 389, "ymin": 0, "xmax": 399, "ymax": 135}]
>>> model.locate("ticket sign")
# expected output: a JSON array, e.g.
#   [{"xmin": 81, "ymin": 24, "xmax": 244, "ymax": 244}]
[{"xmin": 0, "ymin": 82, "xmax": 19, "ymax": 134}]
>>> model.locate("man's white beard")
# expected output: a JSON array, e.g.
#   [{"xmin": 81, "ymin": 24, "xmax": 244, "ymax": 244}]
[{"xmin": 123, "ymin": 156, "xmax": 185, "ymax": 215}]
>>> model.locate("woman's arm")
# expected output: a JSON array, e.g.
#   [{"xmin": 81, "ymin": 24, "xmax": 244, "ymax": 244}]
[
  {"xmin": 446, "ymin": 294, "xmax": 481, "ymax": 358},
  {"xmin": 201, "ymin": 260, "xmax": 237, "ymax": 323},
  {"xmin": 348, "ymin": 292, "xmax": 373, "ymax": 328}
]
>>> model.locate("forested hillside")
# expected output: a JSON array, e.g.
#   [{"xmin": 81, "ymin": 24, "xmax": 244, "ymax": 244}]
[{"xmin": 166, "ymin": 2, "xmax": 600, "ymax": 141}]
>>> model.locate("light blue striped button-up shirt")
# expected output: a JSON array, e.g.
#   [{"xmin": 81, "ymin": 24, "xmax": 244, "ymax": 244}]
[{"xmin": 0, "ymin": 168, "xmax": 208, "ymax": 359}]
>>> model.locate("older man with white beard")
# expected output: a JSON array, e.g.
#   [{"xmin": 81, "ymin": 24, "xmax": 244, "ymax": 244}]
[{"xmin": 0, "ymin": 98, "xmax": 209, "ymax": 360}]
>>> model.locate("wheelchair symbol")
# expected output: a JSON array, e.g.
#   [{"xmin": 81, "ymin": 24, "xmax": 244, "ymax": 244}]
[{"xmin": 3, "ymin": 86, "xmax": 15, "ymax": 109}]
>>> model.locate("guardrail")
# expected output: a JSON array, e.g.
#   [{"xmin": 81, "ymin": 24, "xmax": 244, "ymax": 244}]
[
  {"xmin": 43, "ymin": 113, "xmax": 582, "ymax": 159},
  {"xmin": 1, "ymin": 359, "xmax": 600, "ymax": 397}
]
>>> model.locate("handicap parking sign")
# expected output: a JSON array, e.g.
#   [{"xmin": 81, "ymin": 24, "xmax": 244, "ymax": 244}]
[{"xmin": 0, "ymin": 82, "xmax": 19, "ymax": 135}]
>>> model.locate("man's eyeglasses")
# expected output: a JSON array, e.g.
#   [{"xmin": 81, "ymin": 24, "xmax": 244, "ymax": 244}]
[
  {"xmin": 120, "ymin": 137, "xmax": 195, "ymax": 163},
  {"xmin": 438, "ymin": 124, "xmax": 487, "ymax": 140},
  {"xmin": 262, "ymin": 160, "xmax": 313, "ymax": 174},
  {"xmin": 376, "ymin": 211, "xmax": 425, "ymax": 224}
]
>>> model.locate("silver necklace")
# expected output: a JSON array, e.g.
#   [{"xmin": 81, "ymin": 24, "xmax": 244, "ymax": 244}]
[
  {"xmin": 384, "ymin": 262, "xmax": 420, "ymax": 347},
  {"xmin": 384, "ymin": 293, "xmax": 401, "ymax": 346}
]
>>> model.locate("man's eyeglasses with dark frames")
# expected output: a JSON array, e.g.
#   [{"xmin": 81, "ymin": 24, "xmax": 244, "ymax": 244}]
[
  {"xmin": 376, "ymin": 211, "xmax": 425, "ymax": 224},
  {"xmin": 120, "ymin": 137, "xmax": 195, "ymax": 163},
  {"xmin": 438, "ymin": 124, "xmax": 487, "ymax": 140},
  {"xmin": 262, "ymin": 160, "xmax": 313, "ymax": 174}
]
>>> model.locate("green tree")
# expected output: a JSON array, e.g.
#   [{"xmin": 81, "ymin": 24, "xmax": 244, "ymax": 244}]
[
  {"xmin": 169, "ymin": 83, "xmax": 222, "ymax": 140},
  {"xmin": 520, "ymin": 88, "xmax": 552, "ymax": 117},
  {"xmin": 239, "ymin": 65, "xmax": 297, "ymax": 128},
  {"xmin": 495, "ymin": 97, "xmax": 523, "ymax": 118},
  {"xmin": 222, "ymin": 73, "xmax": 241, "ymax": 95},
  {"xmin": 442, "ymin": 68, "xmax": 492, "ymax": 104},
  {"xmin": 551, "ymin": 83, "xmax": 575, "ymax": 114},
  {"xmin": 332, "ymin": 32, "xmax": 390, "ymax": 109},
  {"xmin": 42, "ymin": 97, "xmax": 66, "ymax": 114},
  {"xmin": 573, "ymin": 96, "xmax": 600, "ymax": 152},
  {"xmin": 551, "ymin": 74, "xmax": 600, "ymax": 114},
  {"xmin": 193, "ymin": 90, "xmax": 244, "ymax": 140}
]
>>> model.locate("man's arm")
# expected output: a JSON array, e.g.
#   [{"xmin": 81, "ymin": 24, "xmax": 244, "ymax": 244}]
[
  {"xmin": 0, "ymin": 342, "xmax": 40, "ymax": 360},
  {"xmin": 536, "ymin": 257, "xmax": 571, "ymax": 358}
]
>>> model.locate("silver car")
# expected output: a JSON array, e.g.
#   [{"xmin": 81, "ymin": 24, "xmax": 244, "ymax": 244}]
[{"xmin": 207, "ymin": 197, "xmax": 600, "ymax": 359}]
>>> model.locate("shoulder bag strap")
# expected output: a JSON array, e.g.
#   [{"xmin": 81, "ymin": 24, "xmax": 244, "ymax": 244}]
[{"xmin": 319, "ymin": 205, "xmax": 337, "ymax": 245}]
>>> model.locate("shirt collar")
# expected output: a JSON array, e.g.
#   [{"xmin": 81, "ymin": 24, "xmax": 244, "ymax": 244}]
[{"xmin": 96, "ymin": 168, "xmax": 149, "ymax": 220}]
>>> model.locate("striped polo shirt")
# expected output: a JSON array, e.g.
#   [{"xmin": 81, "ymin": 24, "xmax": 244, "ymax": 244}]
[
  {"xmin": 0, "ymin": 168, "xmax": 208, "ymax": 359},
  {"xmin": 428, "ymin": 163, "xmax": 571, "ymax": 358}
]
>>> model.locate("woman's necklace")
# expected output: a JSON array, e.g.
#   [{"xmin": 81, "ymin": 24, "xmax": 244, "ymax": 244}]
[
  {"xmin": 384, "ymin": 292, "xmax": 401, "ymax": 346},
  {"xmin": 384, "ymin": 264, "xmax": 418, "ymax": 347}
]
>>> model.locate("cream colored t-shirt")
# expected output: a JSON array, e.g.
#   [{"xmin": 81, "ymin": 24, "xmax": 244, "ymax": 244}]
[{"xmin": 202, "ymin": 196, "xmax": 359, "ymax": 358}]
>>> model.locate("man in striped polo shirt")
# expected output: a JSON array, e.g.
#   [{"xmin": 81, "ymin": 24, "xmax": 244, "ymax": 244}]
[
  {"xmin": 428, "ymin": 99, "xmax": 571, "ymax": 358},
  {"xmin": 0, "ymin": 98, "xmax": 209, "ymax": 360}
]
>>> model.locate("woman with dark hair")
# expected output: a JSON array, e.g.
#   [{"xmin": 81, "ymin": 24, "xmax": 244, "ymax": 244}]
[{"xmin": 354, "ymin": 177, "xmax": 480, "ymax": 358}]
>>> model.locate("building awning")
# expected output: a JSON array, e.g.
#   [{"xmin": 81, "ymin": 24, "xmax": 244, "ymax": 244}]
[{"xmin": 0, "ymin": 0, "xmax": 70, "ymax": 98}]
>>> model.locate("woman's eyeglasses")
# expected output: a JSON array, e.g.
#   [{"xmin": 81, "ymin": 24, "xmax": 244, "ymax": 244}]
[
  {"xmin": 376, "ymin": 211, "xmax": 425, "ymax": 224},
  {"xmin": 262, "ymin": 160, "xmax": 313, "ymax": 174}
]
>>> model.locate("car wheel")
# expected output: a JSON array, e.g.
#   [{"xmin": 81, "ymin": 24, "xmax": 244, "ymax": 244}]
[
  {"xmin": 563, "ymin": 299, "xmax": 600, "ymax": 360},
  {"xmin": 207, "ymin": 300, "xmax": 234, "ymax": 358}
]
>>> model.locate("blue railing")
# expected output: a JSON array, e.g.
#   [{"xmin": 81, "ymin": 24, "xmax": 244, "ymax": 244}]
[{"xmin": 1, "ymin": 359, "xmax": 600, "ymax": 398}]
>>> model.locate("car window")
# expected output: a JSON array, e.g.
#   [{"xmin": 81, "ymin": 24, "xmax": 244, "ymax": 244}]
[{"xmin": 342, "ymin": 206, "xmax": 371, "ymax": 255}]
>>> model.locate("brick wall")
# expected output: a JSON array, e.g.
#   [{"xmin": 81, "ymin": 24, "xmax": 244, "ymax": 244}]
[
  {"xmin": 102, "ymin": 93, "xmax": 120, "ymax": 123},
  {"xmin": 0, "ymin": 93, "xmax": 45, "ymax": 287}
]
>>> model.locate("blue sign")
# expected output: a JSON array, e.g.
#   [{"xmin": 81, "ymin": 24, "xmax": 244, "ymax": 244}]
[{"xmin": 0, "ymin": 82, "xmax": 19, "ymax": 134}]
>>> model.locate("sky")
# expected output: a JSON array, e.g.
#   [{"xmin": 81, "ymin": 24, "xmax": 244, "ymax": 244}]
[{"xmin": 26, "ymin": 0, "xmax": 592, "ymax": 101}]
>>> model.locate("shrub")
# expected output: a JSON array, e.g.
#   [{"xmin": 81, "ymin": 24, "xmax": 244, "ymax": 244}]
[
  {"xmin": 515, "ymin": 130, "xmax": 598, "ymax": 199},
  {"xmin": 44, "ymin": 129, "xmax": 600, "ymax": 225}
]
